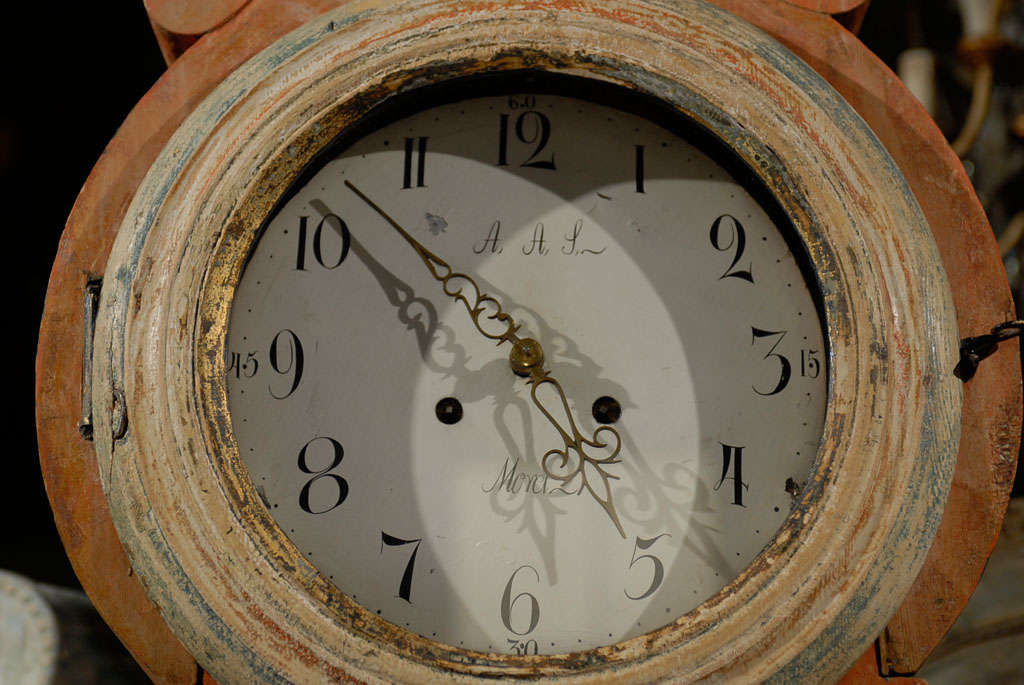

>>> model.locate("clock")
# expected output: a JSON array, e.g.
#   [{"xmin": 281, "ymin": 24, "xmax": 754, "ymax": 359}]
[
  {"xmin": 36, "ymin": 1, "xmax": 1020, "ymax": 683},
  {"xmin": 226, "ymin": 79, "xmax": 830, "ymax": 655}
]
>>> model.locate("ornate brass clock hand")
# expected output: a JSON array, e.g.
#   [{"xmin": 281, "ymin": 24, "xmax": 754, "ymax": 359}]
[
  {"xmin": 345, "ymin": 181, "xmax": 520, "ymax": 345},
  {"xmin": 346, "ymin": 180, "xmax": 626, "ymax": 537},
  {"xmin": 511, "ymin": 339, "xmax": 626, "ymax": 538}
]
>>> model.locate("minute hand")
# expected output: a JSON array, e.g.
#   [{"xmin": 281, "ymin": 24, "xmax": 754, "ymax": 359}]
[
  {"xmin": 345, "ymin": 181, "xmax": 626, "ymax": 537},
  {"xmin": 523, "ymin": 365, "xmax": 626, "ymax": 538}
]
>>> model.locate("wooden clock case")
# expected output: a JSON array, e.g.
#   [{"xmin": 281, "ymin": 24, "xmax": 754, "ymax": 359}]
[{"xmin": 35, "ymin": 1, "xmax": 1020, "ymax": 682}]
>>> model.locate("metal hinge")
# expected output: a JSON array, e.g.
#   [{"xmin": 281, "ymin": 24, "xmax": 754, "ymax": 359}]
[
  {"xmin": 79, "ymin": 279, "xmax": 102, "ymax": 440},
  {"xmin": 954, "ymin": 320, "xmax": 1024, "ymax": 382}
]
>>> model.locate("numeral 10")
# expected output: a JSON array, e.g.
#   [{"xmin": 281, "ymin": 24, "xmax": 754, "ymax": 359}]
[{"xmin": 295, "ymin": 214, "xmax": 351, "ymax": 270}]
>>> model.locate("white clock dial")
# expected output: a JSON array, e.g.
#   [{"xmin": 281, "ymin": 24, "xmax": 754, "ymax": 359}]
[{"xmin": 226, "ymin": 87, "xmax": 826, "ymax": 655}]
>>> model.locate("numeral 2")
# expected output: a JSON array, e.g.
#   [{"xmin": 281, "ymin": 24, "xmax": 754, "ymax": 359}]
[{"xmin": 709, "ymin": 214, "xmax": 754, "ymax": 282}]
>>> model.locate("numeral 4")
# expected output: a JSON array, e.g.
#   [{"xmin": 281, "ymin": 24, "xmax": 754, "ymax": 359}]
[{"xmin": 714, "ymin": 443, "xmax": 748, "ymax": 507}]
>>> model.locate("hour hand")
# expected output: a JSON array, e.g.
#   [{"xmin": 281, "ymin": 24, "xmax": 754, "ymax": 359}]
[{"xmin": 346, "ymin": 181, "xmax": 626, "ymax": 536}]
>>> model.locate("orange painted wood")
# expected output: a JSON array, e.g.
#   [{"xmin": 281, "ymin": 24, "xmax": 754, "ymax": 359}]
[
  {"xmin": 34, "ymin": 90, "xmax": 199, "ymax": 685},
  {"xmin": 144, "ymin": 0, "xmax": 252, "ymax": 63},
  {"xmin": 781, "ymin": 0, "xmax": 868, "ymax": 13},
  {"xmin": 36, "ymin": 0, "xmax": 1018, "ymax": 680},
  {"xmin": 710, "ymin": 0, "xmax": 1021, "ymax": 674},
  {"xmin": 838, "ymin": 646, "xmax": 927, "ymax": 684},
  {"xmin": 144, "ymin": 0, "xmax": 251, "ymax": 36},
  {"xmin": 835, "ymin": 2, "xmax": 871, "ymax": 34},
  {"xmin": 35, "ymin": 0, "xmax": 340, "ymax": 682},
  {"xmin": 778, "ymin": 0, "xmax": 870, "ymax": 34}
]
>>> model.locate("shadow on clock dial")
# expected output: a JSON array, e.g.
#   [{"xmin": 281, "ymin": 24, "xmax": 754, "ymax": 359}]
[{"xmin": 237, "ymin": 91, "xmax": 826, "ymax": 651}]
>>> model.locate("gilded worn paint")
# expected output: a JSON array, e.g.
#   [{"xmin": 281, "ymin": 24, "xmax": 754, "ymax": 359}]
[{"xmin": 43, "ymin": 1, "xmax": 981, "ymax": 683}]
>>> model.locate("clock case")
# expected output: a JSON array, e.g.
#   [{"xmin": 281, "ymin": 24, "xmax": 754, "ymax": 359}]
[{"xmin": 35, "ymin": 1, "xmax": 1019, "ymax": 682}]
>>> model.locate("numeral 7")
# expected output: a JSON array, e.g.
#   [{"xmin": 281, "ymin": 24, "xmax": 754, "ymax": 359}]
[{"xmin": 380, "ymin": 532, "xmax": 422, "ymax": 602}]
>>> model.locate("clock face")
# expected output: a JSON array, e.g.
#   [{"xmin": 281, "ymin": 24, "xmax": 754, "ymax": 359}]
[{"xmin": 225, "ymin": 82, "xmax": 827, "ymax": 655}]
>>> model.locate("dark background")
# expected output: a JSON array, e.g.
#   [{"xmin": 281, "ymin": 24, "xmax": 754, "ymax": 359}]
[
  {"xmin": 6, "ymin": 5, "xmax": 166, "ymax": 588},
  {"xmin": 5, "ymin": 2, "xmax": 1017, "ymax": 591}
]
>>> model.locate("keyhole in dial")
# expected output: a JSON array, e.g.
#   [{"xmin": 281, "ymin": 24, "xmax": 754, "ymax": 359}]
[
  {"xmin": 435, "ymin": 397, "xmax": 463, "ymax": 425},
  {"xmin": 592, "ymin": 396, "xmax": 621, "ymax": 424}
]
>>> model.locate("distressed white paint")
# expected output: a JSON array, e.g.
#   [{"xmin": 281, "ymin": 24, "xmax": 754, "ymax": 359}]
[{"xmin": 228, "ymin": 93, "xmax": 826, "ymax": 653}]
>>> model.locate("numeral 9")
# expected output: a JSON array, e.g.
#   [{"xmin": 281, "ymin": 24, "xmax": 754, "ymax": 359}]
[{"xmin": 269, "ymin": 329, "xmax": 304, "ymax": 399}]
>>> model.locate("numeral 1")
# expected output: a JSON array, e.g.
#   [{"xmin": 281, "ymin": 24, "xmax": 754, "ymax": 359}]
[
  {"xmin": 498, "ymin": 114, "xmax": 510, "ymax": 166},
  {"xmin": 635, "ymin": 144, "xmax": 645, "ymax": 193},
  {"xmin": 403, "ymin": 136, "xmax": 428, "ymax": 188}
]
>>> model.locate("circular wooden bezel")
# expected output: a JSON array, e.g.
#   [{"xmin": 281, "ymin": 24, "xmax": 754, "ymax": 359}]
[{"xmin": 90, "ymin": 1, "xmax": 961, "ymax": 682}]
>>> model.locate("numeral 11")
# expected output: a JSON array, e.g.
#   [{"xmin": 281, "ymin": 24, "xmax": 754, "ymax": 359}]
[{"xmin": 403, "ymin": 136, "xmax": 428, "ymax": 188}]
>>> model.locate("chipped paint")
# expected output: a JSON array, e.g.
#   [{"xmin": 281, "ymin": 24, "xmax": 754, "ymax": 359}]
[{"xmin": 37, "ymin": 0, "xmax": 1013, "ymax": 683}]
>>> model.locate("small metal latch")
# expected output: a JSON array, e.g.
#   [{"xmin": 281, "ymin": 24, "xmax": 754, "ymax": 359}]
[
  {"xmin": 954, "ymin": 320, "xmax": 1024, "ymax": 382},
  {"xmin": 79, "ymin": 279, "xmax": 102, "ymax": 440}
]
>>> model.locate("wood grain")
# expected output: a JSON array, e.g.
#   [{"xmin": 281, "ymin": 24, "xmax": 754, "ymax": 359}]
[
  {"xmin": 780, "ymin": 0, "xmax": 868, "ymax": 13},
  {"xmin": 710, "ymin": 2, "xmax": 1022, "ymax": 673},
  {"xmin": 36, "ymin": 1, "xmax": 1018, "ymax": 681},
  {"xmin": 90, "ymin": 1, "xmax": 960, "ymax": 681},
  {"xmin": 34, "ymin": 0, "xmax": 341, "ymax": 681}
]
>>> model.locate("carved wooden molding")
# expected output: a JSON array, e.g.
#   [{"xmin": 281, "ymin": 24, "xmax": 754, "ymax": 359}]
[{"xmin": 91, "ymin": 1, "xmax": 959, "ymax": 681}]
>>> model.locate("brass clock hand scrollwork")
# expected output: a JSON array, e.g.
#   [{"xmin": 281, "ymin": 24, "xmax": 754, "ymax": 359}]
[{"xmin": 345, "ymin": 180, "xmax": 626, "ymax": 537}]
